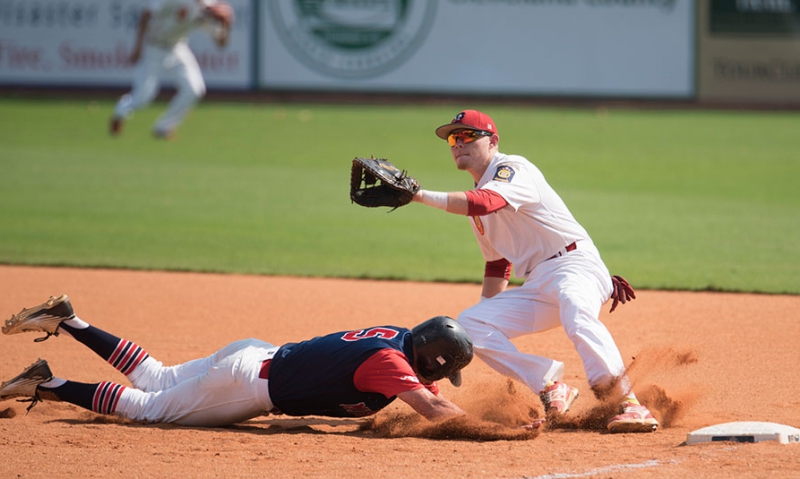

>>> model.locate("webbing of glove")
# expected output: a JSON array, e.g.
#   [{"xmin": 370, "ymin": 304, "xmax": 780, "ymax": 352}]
[{"xmin": 349, "ymin": 157, "xmax": 420, "ymax": 211}]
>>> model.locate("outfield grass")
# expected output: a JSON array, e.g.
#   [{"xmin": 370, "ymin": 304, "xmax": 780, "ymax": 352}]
[{"xmin": 0, "ymin": 97, "xmax": 798, "ymax": 294}]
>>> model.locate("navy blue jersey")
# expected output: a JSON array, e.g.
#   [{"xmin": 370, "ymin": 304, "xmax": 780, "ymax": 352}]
[{"xmin": 268, "ymin": 325, "xmax": 415, "ymax": 417}]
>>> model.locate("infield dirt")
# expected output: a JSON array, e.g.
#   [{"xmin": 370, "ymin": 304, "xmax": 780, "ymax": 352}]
[{"xmin": 1, "ymin": 265, "xmax": 798, "ymax": 478}]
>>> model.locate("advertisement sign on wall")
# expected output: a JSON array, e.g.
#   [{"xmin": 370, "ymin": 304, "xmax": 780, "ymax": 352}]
[
  {"xmin": 0, "ymin": 0, "xmax": 252, "ymax": 89},
  {"xmin": 709, "ymin": 0, "xmax": 800, "ymax": 34},
  {"xmin": 698, "ymin": 0, "xmax": 800, "ymax": 104},
  {"xmin": 259, "ymin": 0, "xmax": 695, "ymax": 98}
]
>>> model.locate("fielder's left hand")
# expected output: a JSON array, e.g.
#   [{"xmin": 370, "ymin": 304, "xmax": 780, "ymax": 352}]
[{"xmin": 609, "ymin": 275, "xmax": 636, "ymax": 313}]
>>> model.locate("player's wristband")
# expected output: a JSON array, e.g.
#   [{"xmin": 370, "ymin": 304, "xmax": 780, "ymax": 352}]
[{"xmin": 416, "ymin": 190, "xmax": 448, "ymax": 211}]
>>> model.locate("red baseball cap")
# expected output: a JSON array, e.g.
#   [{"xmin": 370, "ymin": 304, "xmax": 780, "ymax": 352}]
[{"xmin": 435, "ymin": 110, "xmax": 498, "ymax": 140}]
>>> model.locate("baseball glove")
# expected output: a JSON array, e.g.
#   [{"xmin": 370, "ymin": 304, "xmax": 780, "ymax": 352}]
[{"xmin": 350, "ymin": 157, "xmax": 420, "ymax": 210}]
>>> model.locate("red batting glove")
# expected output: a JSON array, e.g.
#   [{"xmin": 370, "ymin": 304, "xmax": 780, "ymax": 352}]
[{"xmin": 609, "ymin": 275, "xmax": 636, "ymax": 313}]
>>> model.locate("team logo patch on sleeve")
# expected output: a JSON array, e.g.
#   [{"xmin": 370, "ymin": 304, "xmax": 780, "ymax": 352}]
[
  {"xmin": 472, "ymin": 216, "xmax": 485, "ymax": 235},
  {"xmin": 493, "ymin": 165, "xmax": 515, "ymax": 183}
]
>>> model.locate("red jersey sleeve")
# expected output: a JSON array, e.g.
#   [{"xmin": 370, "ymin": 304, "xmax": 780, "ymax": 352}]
[
  {"xmin": 465, "ymin": 189, "xmax": 508, "ymax": 216},
  {"xmin": 485, "ymin": 257, "xmax": 512, "ymax": 279},
  {"xmin": 353, "ymin": 349, "xmax": 440, "ymax": 398}
]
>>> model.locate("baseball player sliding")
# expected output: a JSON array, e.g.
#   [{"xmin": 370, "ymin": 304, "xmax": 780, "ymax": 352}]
[
  {"xmin": 110, "ymin": 0, "xmax": 234, "ymax": 139},
  {"xmin": 410, "ymin": 110, "xmax": 657, "ymax": 433},
  {"xmin": 1, "ymin": 295, "xmax": 472, "ymax": 426}
]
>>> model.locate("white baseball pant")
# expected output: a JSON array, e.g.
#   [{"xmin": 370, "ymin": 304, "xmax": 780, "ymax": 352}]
[
  {"xmin": 458, "ymin": 241, "xmax": 630, "ymax": 394},
  {"xmin": 113, "ymin": 42, "xmax": 206, "ymax": 135},
  {"xmin": 115, "ymin": 339, "xmax": 278, "ymax": 427}
]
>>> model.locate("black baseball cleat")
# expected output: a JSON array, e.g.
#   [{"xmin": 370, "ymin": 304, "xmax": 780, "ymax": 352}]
[
  {"xmin": 0, "ymin": 359, "xmax": 53, "ymax": 412},
  {"xmin": 3, "ymin": 295, "xmax": 75, "ymax": 342}
]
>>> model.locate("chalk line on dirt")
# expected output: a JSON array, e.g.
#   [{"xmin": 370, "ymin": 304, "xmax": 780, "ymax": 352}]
[{"xmin": 526, "ymin": 458, "xmax": 680, "ymax": 479}]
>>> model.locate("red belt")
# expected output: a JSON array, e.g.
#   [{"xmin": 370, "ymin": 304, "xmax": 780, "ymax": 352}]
[
  {"xmin": 259, "ymin": 359, "xmax": 272, "ymax": 379},
  {"xmin": 258, "ymin": 359, "xmax": 283, "ymax": 414},
  {"xmin": 548, "ymin": 242, "xmax": 577, "ymax": 260}
]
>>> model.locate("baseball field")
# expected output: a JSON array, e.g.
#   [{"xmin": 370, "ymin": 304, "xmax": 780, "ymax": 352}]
[{"xmin": 1, "ymin": 98, "xmax": 799, "ymax": 477}]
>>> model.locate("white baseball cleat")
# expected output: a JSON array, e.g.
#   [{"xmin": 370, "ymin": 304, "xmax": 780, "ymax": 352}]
[
  {"xmin": 607, "ymin": 401, "xmax": 659, "ymax": 433},
  {"xmin": 540, "ymin": 381, "xmax": 579, "ymax": 414}
]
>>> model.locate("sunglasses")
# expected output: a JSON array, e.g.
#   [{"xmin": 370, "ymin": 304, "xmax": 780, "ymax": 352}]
[{"xmin": 447, "ymin": 129, "xmax": 492, "ymax": 146}]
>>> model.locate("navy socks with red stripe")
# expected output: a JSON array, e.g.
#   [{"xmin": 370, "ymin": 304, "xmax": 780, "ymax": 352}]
[
  {"xmin": 40, "ymin": 381, "xmax": 126, "ymax": 415},
  {"xmin": 58, "ymin": 323, "xmax": 150, "ymax": 375},
  {"xmin": 36, "ymin": 323, "xmax": 146, "ymax": 416}
]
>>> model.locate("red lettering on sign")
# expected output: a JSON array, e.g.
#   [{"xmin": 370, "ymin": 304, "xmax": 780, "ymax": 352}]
[
  {"xmin": 0, "ymin": 40, "xmax": 44, "ymax": 70},
  {"xmin": 195, "ymin": 50, "xmax": 240, "ymax": 72},
  {"xmin": 58, "ymin": 41, "xmax": 132, "ymax": 69}
]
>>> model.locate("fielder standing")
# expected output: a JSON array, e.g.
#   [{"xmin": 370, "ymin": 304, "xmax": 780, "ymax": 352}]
[
  {"xmin": 411, "ymin": 110, "xmax": 657, "ymax": 433},
  {"xmin": 1, "ymin": 295, "xmax": 472, "ymax": 426},
  {"xmin": 110, "ymin": 0, "xmax": 234, "ymax": 139}
]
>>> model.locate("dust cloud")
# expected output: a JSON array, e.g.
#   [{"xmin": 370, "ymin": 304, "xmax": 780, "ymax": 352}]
[
  {"xmin": 548, "ymin": 346, "xmax": 701, "ymax": 431},
  {"xmin": 362, "ymin": 379, "xmax": 543, "ymax": 441},
  {"xmin": 363, "ymin": 346, "xmax": 700, "ymax": 438}
]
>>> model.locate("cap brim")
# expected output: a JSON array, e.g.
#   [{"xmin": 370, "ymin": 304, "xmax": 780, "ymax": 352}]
[
  {"xmin": 448, "ymin": 371, "xmax": 462, "ymax": 387},
  {"xmin": 435, "ymin": 123, "xmax": 482, "ymax": 140}
]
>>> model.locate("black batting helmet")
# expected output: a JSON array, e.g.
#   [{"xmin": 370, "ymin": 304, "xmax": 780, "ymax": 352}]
[{"xmin": 411, "ymin": 316, "xmax": 473, "ymax": 387}]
